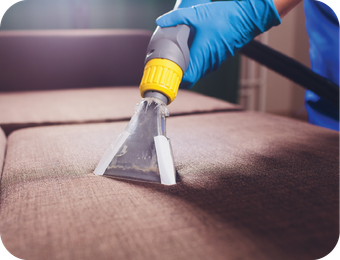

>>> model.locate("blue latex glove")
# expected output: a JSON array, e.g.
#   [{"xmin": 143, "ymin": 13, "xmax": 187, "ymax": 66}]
[
  {"xmin": 174, "ymin": 0, "xmax": 211, "ymax": 9},
  {"xmin": 157, "ymin": 0, "xmax": 281, "ymax": 88}
]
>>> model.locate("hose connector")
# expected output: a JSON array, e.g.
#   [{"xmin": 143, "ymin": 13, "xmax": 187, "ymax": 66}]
[{"xmin": 140, "ymin": 58, "xmax": 183, "ymax": 104}]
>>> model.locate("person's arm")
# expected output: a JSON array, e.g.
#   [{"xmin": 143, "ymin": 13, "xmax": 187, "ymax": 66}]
[
  {"xmin": 273, "ymin": 0, "xmax": 302, "ymax": 17},
  {"xmin": 175, "ymin": 0, "xmax": 302, "ymax": 18}
]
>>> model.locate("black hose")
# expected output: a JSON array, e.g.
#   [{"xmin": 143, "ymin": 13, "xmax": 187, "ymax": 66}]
[{"xmin": 239, "ymin": 40, "xmax": 339, "ymax": 108}]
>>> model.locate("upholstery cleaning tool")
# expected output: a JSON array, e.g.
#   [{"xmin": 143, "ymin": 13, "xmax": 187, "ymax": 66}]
[{"xmin": 94, "ymin": 21, "xmax": 190, "ymax": 185}]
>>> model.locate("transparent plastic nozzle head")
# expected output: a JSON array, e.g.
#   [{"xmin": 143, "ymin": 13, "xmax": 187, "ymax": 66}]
[{"xmin": 94, "ymin": 97, "xmax": 176, "ymax": 185}]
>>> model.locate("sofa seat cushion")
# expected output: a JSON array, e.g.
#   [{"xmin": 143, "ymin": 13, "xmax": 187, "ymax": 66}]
[
  {"xmin": 0, "ymin": 87, "xmax": 241, "ymax": 135},
  {"xmin": 0, "ymin": 128, "xmax": 6, "ymax": 175},
  {"xmin": 0, "ymin": 112, "xmax": 338, "ymax": 260}
]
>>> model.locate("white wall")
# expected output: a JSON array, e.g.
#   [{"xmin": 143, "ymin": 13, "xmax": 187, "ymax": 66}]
[
  {"xmin": 264, "ymin": 2, "xmax": 310, "ymax": 121},
  {"xmin": 1, "ymin": 1, "xmax": 175, "ymax": 31}
]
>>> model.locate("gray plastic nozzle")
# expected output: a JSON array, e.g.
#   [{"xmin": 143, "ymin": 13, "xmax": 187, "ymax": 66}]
[
  {"xmin": 145, "ymin": 24, "xmax": 190, "ymax": 73},
  {"xmin": 144, "ymin": 91, "xmax": 168, "ymax": 104}
]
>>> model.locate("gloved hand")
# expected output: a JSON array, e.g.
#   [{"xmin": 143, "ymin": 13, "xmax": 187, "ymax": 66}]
[
  {"xmin": 157, "ymin": 0, "xmax": 281, "ymax": 88},
  {"xmin": 174, "ymin": 0, "xmax": 211, "ymax": 9}
]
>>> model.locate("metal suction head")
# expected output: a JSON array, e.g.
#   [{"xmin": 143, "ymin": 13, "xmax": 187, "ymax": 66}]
[{"xmin": 94, "ymin": 96, "xmax": 176, "ymax": 185}]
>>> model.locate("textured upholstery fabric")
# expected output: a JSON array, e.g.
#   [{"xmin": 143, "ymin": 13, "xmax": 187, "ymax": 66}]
[
  {"xmin": 0, "ymin": 112, "xmax": 338, "ymax": 260},
  {"xmin": 0, "ymin": 87, "xmax": 241, "ymax": 135},
  {"xmin": 0, "ymin": 128, "xmax": 6, "ymax": 175},
  {"xmin": 0, "ymin": 30, "xmax": 151, "ymax": 92}
]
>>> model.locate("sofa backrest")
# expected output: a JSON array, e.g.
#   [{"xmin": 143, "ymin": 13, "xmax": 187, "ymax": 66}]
[{"xmin": 0, "ymin": 29, "xmax": 152, "ymax": 92}]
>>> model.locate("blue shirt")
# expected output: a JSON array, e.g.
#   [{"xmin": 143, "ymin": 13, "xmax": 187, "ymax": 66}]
[{"xmin": 304, "ymin": 0, "xmax": 339, "ymax": 131}]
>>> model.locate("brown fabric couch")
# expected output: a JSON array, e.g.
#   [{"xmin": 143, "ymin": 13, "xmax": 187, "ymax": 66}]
[{"xmin": 0, "ymin": 30, "xmax": 338, "ymax": 260}]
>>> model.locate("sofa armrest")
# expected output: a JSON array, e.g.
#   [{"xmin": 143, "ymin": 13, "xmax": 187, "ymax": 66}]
[{"xmin": 0, "ymin": 128, "xmax": 6, "ymax": 176}]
